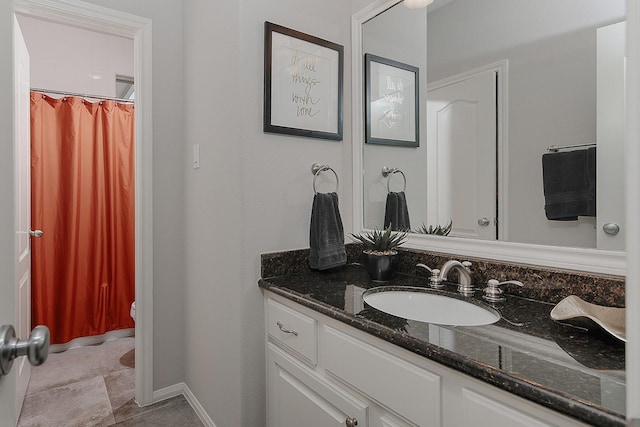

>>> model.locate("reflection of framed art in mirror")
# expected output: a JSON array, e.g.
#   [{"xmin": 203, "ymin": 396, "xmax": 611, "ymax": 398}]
[{"xmin": 365, "ymin": 53, "xmax": 419, "ymax": 147}]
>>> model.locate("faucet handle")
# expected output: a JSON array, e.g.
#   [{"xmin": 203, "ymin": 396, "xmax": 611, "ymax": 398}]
[
  {"xmin": 462, "ymin": 261, "xmax": 472, "ymax": 270},
  {"xmin": 416, "ymin": 263, "xmax": 433, "ymax": 273},
  {"xmin": 482, "ymin": 279, "xmax": 524, "ymax": 302},
  {"xmin": 416, "ymin": 264, "xmax": 444, "ymax": 289}
]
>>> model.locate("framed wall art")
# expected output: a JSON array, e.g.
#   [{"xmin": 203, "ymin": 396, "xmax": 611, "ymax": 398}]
[
  {"xmin": 264, "ymin": 22, "xmax": 344, "ymax": 141},
  {"xmin": 365, "ymin": 53, "xmax": 419, "ymax": 147}
]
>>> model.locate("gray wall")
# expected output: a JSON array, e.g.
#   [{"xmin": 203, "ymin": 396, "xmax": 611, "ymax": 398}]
[
  {"xmin": 427, "ymin": 0, "xmax": 625, "ymax": 247},
  {"xmin": 183, "ymin": 0, "xmax": 243, "ymax": 424},
  {"xmin": 182, "ymin": 0, "xmax": 359, "ymax": 425}
]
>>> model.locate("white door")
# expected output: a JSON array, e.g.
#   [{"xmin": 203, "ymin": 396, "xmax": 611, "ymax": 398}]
[
  {"xmin": 596, "ymin": 21, "xmax": 625, "ymax": 250},
  {"xmin": 13, "ymin": 14, "xmax": 32, "ymax": 420},
  {"xmin": 427, "ymin": 69, "xmax": 497, "ymax": 240},
  {"xmin": 0, "ymin": 16, "xmax": 32, "ymax": 426}
]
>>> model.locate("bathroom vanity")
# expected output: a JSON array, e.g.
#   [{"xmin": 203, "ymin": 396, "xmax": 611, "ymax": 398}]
[{"xmin": 260, "ymin": 261, "xmax": 625, "ymax": 427}]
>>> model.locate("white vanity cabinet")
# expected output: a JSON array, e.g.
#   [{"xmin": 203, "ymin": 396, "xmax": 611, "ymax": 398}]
[
  {"xmin": 267, "ymin": 343, "xmax": 368, "ymax": 427},
  {"xmin": 264, "ymin": 292, "xmax": 589, "ymax": 427}
]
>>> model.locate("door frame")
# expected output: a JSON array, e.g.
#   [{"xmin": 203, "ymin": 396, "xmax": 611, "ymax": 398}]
[
  {"xmin": 426, "ymin": 61, "xmax": 509, "ymax": 242},
  {"xmin": 626, "ymin": 1, "xmax": 640, "ymax": 421},
  {"xmin": 13, "ymin": 0, "xmax": 154, "ymax": 406}
]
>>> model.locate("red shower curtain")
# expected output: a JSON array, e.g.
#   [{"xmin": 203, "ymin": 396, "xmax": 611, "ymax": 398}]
[{"xmin": 30, "ymin": 92, "xmax": 135, "ymax": 345}]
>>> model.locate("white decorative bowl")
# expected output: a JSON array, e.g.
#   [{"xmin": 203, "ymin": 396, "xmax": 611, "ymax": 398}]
[{"xmin": 550, "ymin": 295, "xmax": 625, "ymax": 342}]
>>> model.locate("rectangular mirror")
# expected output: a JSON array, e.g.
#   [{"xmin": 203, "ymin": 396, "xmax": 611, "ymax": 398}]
[{"xmin": 353, "ymin": 0, "xmax": 626, "ymax": 274}]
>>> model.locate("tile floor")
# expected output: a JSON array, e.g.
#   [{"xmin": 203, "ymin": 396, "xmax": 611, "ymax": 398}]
[{"xmin": 17, "ymin": 337, "xmax": 203, "ymax": 427}]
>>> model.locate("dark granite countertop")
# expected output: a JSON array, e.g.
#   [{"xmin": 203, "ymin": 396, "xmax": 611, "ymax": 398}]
[{"xmin": 259, "ymin": 264, "xmax": 626, "ymax": 427}]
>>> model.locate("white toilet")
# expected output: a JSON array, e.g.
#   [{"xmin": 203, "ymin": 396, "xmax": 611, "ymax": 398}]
[{"xmin": 130, "ymin": 301, "xmax": 136, "ymax": 321}]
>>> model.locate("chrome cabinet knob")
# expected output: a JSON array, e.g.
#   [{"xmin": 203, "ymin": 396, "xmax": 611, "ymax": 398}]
[
  {"xmin": 0, "ymin": 324, "xmax": 50, "ymax": 377},
  {"xmin": 603, "ymin": 223, "xmax": 620, "ymax": 236},
  {"xmin": 346, "ymin": 416, "xmax": 358, "ymax": 427},
  {"xmin": 29, "ymin": 229, "xmax": 43, "ymax": 238},
  {"xmin": 477, "ymin": 217, "xmax": 490, "ymax": 227}
]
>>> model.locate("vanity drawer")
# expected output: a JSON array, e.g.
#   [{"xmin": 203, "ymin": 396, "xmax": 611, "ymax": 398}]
[
  {"xmin": 267, "ymin": 298, "xmax": 317, "ymax": 365},
  {"xmin": 321, "ymin": 325, "xmax": 441, "ymax": 426}
]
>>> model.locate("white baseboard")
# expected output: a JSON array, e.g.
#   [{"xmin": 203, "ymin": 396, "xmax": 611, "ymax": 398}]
[
  {"xmin": 152, "ymin": 383, "xmax": 216, "ymax": 427},
  {"xmin": 152, "ymin": 382, "xmax": 184, "ymax": 403},
  {"xmin": 182, "ymin": 384, "xmax": 217, "ymax": 427}
]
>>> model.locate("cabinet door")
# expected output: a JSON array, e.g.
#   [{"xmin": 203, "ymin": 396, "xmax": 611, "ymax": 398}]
[
  {"xmin": 322, "ymin": 325, "xmax": 441, "ymax": 426},
  {"xmin": 268, "ymin": 344, "xmax": 368, "ymax": 427},
  {"xmin": 459, "ymin": 388, "xmax": 581, "ymax": 427}
]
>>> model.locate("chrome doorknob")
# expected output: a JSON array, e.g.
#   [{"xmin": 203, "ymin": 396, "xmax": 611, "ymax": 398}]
[
  {"xmin": 29, "ymin": 229, "xmax": 43, "ymax": 238},
  {"xmin": 602, "ymin": 223, "xmax": 620, "ymax": 236},
  {"xmin": 345, "ymin": 416, "xmax": 358, "ymax": 427},
  {"xmin": 0, "ymin": 324, "xmax": 50, "ymax": 377},
  {"xmin": 477, "ymin": 217, "xmax": 490, "ymax": 227}
]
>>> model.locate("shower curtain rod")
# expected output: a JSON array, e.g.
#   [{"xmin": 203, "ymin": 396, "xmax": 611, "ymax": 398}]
[{"xmin": 30, "ymin": 87, "xmax": 135, "ymax": 104}]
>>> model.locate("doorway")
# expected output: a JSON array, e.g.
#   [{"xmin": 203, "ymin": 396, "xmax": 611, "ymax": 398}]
[
  {"xmin": 20, "ymin": 15, "xmax": 136, "ymax": 350},
  {"xmin": 426, "ymin": 61, "xmax": 507, "ymax": 241},
  {"xmin": 12, "ymin": 0, "xmax": 154, "ymax": 420}
]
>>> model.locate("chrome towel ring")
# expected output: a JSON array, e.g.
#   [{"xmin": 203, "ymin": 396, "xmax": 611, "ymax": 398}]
[
  {"xmin": 381, "ymin": 166, "xmax": 406, "ymax": 193},
  {"xmin": 311, "ymin": 163, "xmax": 339, "ymax": 194}
]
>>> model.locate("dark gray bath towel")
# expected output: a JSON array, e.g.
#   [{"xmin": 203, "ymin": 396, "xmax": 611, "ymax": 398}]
[
  {"xmin": 542, "ymin": 147, "xmax": 596, "ymax": 221},
  {"xmin": 309, "ymin": 192, "xmax": 347, "ymax": 270},
  {"xmin": 384, "ymin": 191, "xmax": 411, "ymax": 231}
]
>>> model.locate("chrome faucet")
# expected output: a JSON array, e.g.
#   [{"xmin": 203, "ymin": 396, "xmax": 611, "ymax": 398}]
[{"xmin": 438, "ymin": 260, "xmax": 474, "ymax": 295}]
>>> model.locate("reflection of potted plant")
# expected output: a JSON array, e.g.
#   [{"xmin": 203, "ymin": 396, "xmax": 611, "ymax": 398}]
[
  {"xmin": 415, "ymin": 219, "xmax": 453, "ymax": 236},
  {"xmin": 350, "ymin": 226, "xmax": 408, "ymax": 282}
]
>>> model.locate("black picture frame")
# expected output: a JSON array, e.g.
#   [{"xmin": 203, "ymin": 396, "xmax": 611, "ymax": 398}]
[
  {"xmin": 365, "ymin": 53, "xmax": 419, "ymax": 147},
  {"xmin": 264, "ymin": 22, "xmax": 344, "ymax": 141}
]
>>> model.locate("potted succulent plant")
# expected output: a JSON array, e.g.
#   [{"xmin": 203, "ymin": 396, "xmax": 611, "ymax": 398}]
[{"xmin": 350, "ymin": 226, "xmax": 408, "ymax": 282}]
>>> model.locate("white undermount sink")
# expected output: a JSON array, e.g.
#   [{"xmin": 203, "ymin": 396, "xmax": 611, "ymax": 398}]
[{"xmin": 363, "ymin": 287, "xmax": 500, "ymax": 326}]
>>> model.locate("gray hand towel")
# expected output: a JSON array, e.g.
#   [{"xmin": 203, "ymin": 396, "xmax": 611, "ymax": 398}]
[
  {"xmin": 384, "ymin": 191, "xmax": 411, "ymax": 231},
  {"xmin": 309, "ymin": 192, "xmax": 347, "ymax": 270},
  {"xmin": 542, "ymin": 147, "xmax": 596, "ymax": 221}
]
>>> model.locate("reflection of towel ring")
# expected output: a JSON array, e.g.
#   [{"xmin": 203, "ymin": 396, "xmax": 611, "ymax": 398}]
[
  {"xmin": 311, "ymin": 163, "xmax": 339, "ymax": 194},
  {"xmin": 381, "ymin": 166, "xmax": 406, "ymax": 193}
]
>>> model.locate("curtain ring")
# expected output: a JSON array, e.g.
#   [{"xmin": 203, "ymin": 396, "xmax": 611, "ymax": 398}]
[
  {"xmin": 381, "ymin": 166, "xmax": 407, "ymax": 193},
  {"xmin": 311, "ymin": 163, "xmax": 339, "ymax": 194}
]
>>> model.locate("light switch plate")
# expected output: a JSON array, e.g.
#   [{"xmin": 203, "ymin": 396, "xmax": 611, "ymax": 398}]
[{"xmin": 193, "ymin": 144, "xmax": 200, "ymax": 169}]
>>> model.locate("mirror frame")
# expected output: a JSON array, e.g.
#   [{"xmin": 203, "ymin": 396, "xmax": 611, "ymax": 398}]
[{"xmin": 352, "ymin": 0, "xmax": 625, "ymax": 276}]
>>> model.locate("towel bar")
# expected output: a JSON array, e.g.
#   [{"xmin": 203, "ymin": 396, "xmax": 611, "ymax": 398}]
[
  {"xmin": 311, "ymin": 163, "xmax": 339, "ymax": 194},
  {"xmin": 382, "ymin": 166, "xmax": 407, "ymax": 193},
  {"xmin": 546, "ymin": 143, "xmax": 596, "ymax": 152}
]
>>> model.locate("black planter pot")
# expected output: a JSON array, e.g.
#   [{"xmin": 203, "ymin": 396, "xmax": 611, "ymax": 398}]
[{"xmin": 364, "ymin": 250, "xmax": 397, "ymax": 282}]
